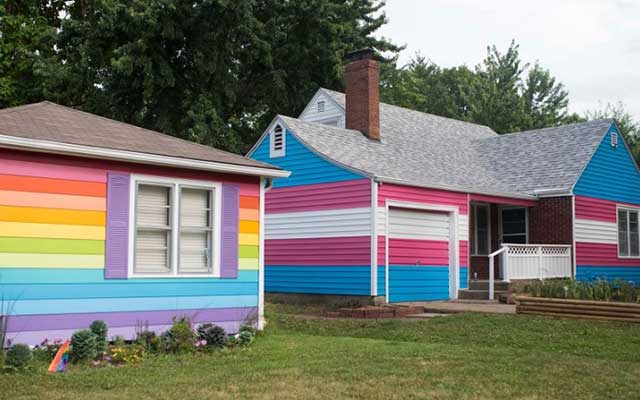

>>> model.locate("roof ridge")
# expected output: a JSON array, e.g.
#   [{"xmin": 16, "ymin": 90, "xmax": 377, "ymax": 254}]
[
  {"xmin": 490, "ymin": 118, "xmax": 615, "ymax": 139},
  {"xmin": 319, "ymin": 87, "xmax": 497, "ymax": 134}
]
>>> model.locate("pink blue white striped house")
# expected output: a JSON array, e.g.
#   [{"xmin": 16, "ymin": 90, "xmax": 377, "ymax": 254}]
[
  {"xmin": 0, "ymin": 102, "xmax": 288, "ymax": 345},
  {"xmin": 249, "ymin": 49, "xmax": 640, "ymax": 304}
]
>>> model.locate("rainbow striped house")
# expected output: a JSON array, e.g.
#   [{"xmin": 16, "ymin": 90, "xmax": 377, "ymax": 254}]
[
  {"xmin": 249, "ymin": 49, "xmax": 640, "ymax": 303},
  {"xmin": 0, "ymin": 102, "xmax": 287, "ymax": 345}
]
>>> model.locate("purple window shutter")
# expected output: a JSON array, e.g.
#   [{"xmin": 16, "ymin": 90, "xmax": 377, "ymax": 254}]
[
  {"xmin": 105, "ymin": 172, "xmax": 131, "ymax": 279},
  {"xmin": 220, "ymin": 184, "xmax": 240, "ymax": 278}
]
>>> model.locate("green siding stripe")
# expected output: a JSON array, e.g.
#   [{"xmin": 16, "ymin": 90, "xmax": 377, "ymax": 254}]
[
  {"xmin": 0, "ymin": 237, "xmax": 105, "ymax": 255},
  {"xmin": 239, "ymin": 245, "xmax": 259, "ymax": 258}
]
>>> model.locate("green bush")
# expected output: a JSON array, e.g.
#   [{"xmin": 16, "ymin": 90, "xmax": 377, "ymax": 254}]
[
  {"xmin": 90, "ymin": 320, "xmax": 108, "ymax": 355},
  {"xmin": 4, "ymin": 344, "xmax": 32, "ymax": 371},
  {"xmin": 136, "ymin": 330, "xmax": 161, "ymax": 353},
  {"xmin": 160, "ymin": 317, "xmax": 196, "ymax": 353},
  {"xmin": 524, "ymin": 278, "xmax": 639, "ymax": 303},
  {"xmin": 235, "ymin": 325, "xmax": 257, "ymax": 347},
  {"xmin": 32, "ymin": 339, "xmax": 63, "ymax": 362},
  {"xmin": 112, "ymin": 335, "xmax": 126, "ymax": 347},
  {"xmin": 70, "ymin": 329, "xmax": 97, "ymax": 362},
  {"xmin": 197, "ymin": 324, "xmax": 227, "ymax": 348}
]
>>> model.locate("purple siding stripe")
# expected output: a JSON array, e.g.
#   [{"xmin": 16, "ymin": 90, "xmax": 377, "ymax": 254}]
[
  {"xmin": 105, "ymin": 172, "xmax": 130, "ymax": 279},
  {"xmin": 6, "ymin": 307, "xmax": 257, "ymax": 332},
  {"xmin": 221, "ymin": 184, "xmax": 240, "ymax": 278}
]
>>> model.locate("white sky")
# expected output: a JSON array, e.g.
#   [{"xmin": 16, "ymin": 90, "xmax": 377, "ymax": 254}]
[{"xmin": 377, "ymin": 0, "xmax": 640, "ymax": 120}]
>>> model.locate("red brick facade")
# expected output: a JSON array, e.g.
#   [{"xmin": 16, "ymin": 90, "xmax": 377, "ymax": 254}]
[
  {"xmin": 529, "ymin": 196, "xmax": 573, "ymax": 245},
  {"xmin": 344, "ymin": 56, "xmax": 380, "ymax": 140}
]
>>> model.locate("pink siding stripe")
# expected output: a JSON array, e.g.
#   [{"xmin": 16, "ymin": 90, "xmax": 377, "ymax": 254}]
[
  {"xmin": 387, "ymin": 238, "xmax": 449, "ymax": 265},
  {"xmin": 265, "ymin": 236, "xmax": 370, "ymax": 265},
  {"xmin": 377, "ymin": 237, "xmax": 468, "ymax": 266},
  {"xmin": 378, "ymin": 183, "xmax": 469, "ymax": 214},
  {"xmin": 0, "ymin": 190, "xmax": 107, "ymax": 211},
  {"xmin": 1, "ymin": 157, "xmax": 106, "ymax": 183},
  {"xmin": 469, "ymin": 194, "xmax": 536, "ymax": 207},
  {"xmin": 238, "ymin": 182, "xmax": 260, "ymax": 196},
  {"xmin": 575, "ymin": 195, "xmax": 628, "ymax": 223},
  {"xmin": 576, "ymin": 242, "xmax": 640, "ymax": 266},
  {"xmin": 265, "ymin": 179, "xmax": 370, "ymax": 213},
  {"xmin": 0, "ymin": 149, "xmax": 262, "ymax": 188}
]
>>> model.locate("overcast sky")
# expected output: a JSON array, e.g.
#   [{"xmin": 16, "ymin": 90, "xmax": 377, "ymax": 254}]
[{"xmin": 377, "ymin": 0, "xmax": 640, "ymax": 120}]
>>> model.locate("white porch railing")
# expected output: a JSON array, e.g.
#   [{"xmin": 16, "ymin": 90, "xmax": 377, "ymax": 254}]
[{"xmin": 487, "ymin": 244, "xmax": 572, "ymax": 300}]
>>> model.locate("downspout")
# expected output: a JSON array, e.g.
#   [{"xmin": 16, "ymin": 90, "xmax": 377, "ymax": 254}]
[{"xmin": 258, "ymin": 177, "xmax": 272, "ymax": 330}]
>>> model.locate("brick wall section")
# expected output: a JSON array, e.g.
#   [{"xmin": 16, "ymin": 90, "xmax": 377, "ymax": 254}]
[
  {"xmin": 344, "ymin": 58, "xmax": 380, "ymax": 140},
  {"xmin": 529, "ymin": 196, "xmax": 573, "ymax": 244}
]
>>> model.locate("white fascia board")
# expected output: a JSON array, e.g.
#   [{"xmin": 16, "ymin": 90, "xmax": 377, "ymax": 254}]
[
  {"xmin": 374, "ymin": 176, "xmax": 539, "ymax": 201},
  {"xmin": 0, "ymin": 133, "xmax": 290, "ymax": 179}
]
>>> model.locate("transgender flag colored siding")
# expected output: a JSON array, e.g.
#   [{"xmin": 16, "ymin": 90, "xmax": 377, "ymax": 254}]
[{"xmin": 574, "ymin": 123, "xmax": 640, "ymax": 284}]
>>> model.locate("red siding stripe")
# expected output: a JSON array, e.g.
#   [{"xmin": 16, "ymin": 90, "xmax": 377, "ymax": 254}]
[
  {"xmin": 575, "ymin": 196, "xmax": 624, "ymax": 223},
  {"xmin": 265, "ymin": 179, "xmax": 371, "ymax": 213},
  {"xmin": 265, "ymin": 236, "xmax": 370, "ymax": 265},
  {"xmin": 378, "ymin": 183, "xmax": 469, "ymax": 214},
  {"xmin": 576, "ymin": 242, "xmax": 640, "ymax": 266}
]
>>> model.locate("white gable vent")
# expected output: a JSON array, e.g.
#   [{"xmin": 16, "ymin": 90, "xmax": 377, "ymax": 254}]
[
  {"xmin": 611, "ymin": 132, "xmax": 618, "ymax": 148},
  {"xmin": 270, "ymin": 124, "xmax": 285, "ymax": 158},
  {"xmin": 317, "ymin": 100, "xmax": 325, "ymax": 113}
]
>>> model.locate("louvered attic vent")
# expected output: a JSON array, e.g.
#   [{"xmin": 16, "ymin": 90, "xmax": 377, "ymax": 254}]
[
  {"xmin": 611, "ymin": 131, "xmax": 618, "ymax": 148},
  {"xmin": 317, "ymin": 100, "xmax": 325, "ymax": 113},
  {"xmin": 270, "ymin": 124, "xmax": 285, "ymax": 158}
]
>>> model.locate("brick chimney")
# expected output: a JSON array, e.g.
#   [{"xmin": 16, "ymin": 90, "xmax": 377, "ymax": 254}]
[{"xmin": 344, "ymin": 49, "xmax": 380, "ymax": 140}]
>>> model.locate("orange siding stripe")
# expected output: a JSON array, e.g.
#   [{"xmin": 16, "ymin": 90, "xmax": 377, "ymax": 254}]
[
  {"xmin": 0, "ymin": 205, "xmax": 106, "ymax": 226},
  {"xmin": 0, "ymin": 190, "xmax": 106, "ymax": 211},
  {"xmin": 239, "ymin": 220, "xmax": 259, "ymax": 234},
  {"xmin": 239, "ymin": 208, "xmax": 259, "ymax": 221},
  {"xmin": 239, "ymin": 196, "xmax": 259, "ymax": 209},
  {"xmin": 0, "ymin": 174, "xmax": 106, "ymax": 198}
]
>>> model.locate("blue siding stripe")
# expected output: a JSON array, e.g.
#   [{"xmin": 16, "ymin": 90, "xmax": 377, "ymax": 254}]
[
  {"xmin": 250, "ymin": 130, "xmax": 363, "ymax": 188},
  {"xmin": 460, "ymin": 266, "xmax": 468, "ymax": 290},
  {"xmin": 378, "ymin": 265, "xmax": 465, "ymax": 298},
  {"xmin": 265, "ymin": 265, "xmax": 371, "ymax": 295},
  {"xmin": 10, "ymin": 295, "xmax": 258, "ymax": 316},
  {"xmin": 576, "ymin": 266, "xmax": 640, "ymax": 285},
  {"xmin": 574, "ymin": 124, "xmax": 640, "ymax": 203},
  {"xmin": 0, "ymin": 269, "xmax": 258, "ymax": 284}
]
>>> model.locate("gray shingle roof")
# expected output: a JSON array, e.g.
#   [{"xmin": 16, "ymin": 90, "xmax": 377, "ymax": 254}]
[
  {"xmin": 0, "ymin": 101, "xmax": 280, "ymax": 171},
  {"xmin": 279, "ymin": 89, "xmax": 613, "ymax": 197}
]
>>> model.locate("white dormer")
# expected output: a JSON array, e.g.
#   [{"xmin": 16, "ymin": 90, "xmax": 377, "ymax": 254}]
[
  {"xmin": 299, "ymin": 89, "xmax": 345, "ymax": 128},
  {"xmin": 270, "ymin": 123, "xmax": 286, "ymax": 158}
]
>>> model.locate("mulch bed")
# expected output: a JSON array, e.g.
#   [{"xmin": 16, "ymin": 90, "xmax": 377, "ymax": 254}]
[{"xmin": 323, "ymin": 305, "xmax": 425, "ymax": 319}]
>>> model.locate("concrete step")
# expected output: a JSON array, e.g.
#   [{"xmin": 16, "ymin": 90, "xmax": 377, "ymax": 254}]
[
  {"xmin": 458, "ymin": 289, "xmax": 509, "ymax": 301},
  {"xmin": 468, "ymin": 280, "xmax": 511, "ymax": 291}
]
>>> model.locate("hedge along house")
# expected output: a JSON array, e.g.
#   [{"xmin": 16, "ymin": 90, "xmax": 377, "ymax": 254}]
[
  {"xmin": 248, "ymin": 49, "xmax": 640, "ymax": 304},
  {"xmin": 0, "ymin": 102, "xmax": 288, "ymax": 346}
]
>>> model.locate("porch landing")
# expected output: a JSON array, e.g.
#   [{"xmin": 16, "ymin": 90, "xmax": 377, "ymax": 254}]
[{"xmin": 400, "ymin": 300, "xmax": 516, "ymax": 315}]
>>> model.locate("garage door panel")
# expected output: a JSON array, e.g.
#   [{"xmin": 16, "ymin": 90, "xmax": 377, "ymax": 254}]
[{"xmin": 388, "ymin": 208, "xmax": 450, "ymax": 241}]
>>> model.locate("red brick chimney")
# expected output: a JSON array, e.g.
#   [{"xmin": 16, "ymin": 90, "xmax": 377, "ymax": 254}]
[{"xmin": 344, "ymin": 49, "xmax": 380, "ymax": 140}]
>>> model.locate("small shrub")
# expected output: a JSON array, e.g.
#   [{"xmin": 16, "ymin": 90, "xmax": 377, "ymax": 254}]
[
  {"xmin": 32, "ymin": 339, "xmax": 63, "ymax": 362},
  {"xmin": 90, "ymin": 320, "xmax": 108, "ymax": 355},
  {"xmin": 161, "ymin": 317, "xmax": 196, "ymax": 353},
  {"xmin": 71, "ymin": 329, "xmax": 97, "ymax": 362},
  {"xmin": 197, "ymin": 324, "xmax": 227, "ymax": 349},
  {"xmin": 231, "ymin": 325, "xmax": 257, "ymax": 347},
  {"xmin": 523, "ymin": 278, "xmax": 640, "ymax": 303},
  {"xmin": 112, "ymin": 335, "xmax": 126, "ymax": 347},
  {"xmin": 109, "ymin": 345, "xmax": 144, "ymax": 365},
  {"xmin": 4, "ymin": 344, "xmax": 32, "ymax": 371},
  {"xmin": 136, "ymin": 330, "xmax": 161, "ymax": 353}
]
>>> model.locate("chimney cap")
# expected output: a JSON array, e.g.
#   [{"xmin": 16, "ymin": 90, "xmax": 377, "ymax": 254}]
[{"xmin": 344, "ymin": 48, "xmax": 382, "ymax": 63}]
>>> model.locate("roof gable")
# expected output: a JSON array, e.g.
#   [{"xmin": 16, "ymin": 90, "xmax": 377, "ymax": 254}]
[{"xmin": 0, "ymin": 101, "xmax": 278, "ymax": 172}]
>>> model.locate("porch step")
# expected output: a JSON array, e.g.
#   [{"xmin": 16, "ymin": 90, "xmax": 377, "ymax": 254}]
[
  {"xmin": 468, "ymin": 280, "xmax": 511, "ymax": 292},
  {"xmin": 458, "ymin": 289, "xmax": 509, "ymax": 301}
]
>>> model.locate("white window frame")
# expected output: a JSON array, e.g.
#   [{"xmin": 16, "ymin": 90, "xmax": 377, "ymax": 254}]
[
  {"xmin": 269, "ymin": 124, "xmax": 286, "ymax": 158},
  {"xmin": 470, "ymin": 203, "xmax": 491, "ymax": 256},
  {"xmin": 499, "ymin": 206, "xmax": 529, "ymax": 245},
  {"xmin": 617, "ymin": 206, "xmax": 640, "ymax": 259},
  {"xmin": 128, "ymin": 174, "xmax": 222, "ymax": 278}
]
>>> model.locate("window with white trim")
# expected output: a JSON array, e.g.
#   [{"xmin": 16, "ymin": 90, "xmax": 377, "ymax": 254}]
[
  {"xmin": 269, "ymin": 124, "xmax": 285, "ymax": 158},
  {"xmin": 471, "ymin": 204, "xmax": 489, "ymax": 255},
  {"xmin": 132, "ymin": 177, "xmax": 221, "ymax": 277},
  {"xmin": 618, "ymin": 208, "xmax": 640, "ymax": 257}
]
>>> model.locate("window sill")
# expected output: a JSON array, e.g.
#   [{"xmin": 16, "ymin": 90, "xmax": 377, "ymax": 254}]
[{"xmin": 128, "ymin": 273, "xmax": 219, "ymax": 279}]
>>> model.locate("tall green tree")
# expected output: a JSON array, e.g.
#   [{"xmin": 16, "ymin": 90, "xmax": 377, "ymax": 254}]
[{"xmin": 42, "ymin": 0, "xmax": 399, "ymax": 153}]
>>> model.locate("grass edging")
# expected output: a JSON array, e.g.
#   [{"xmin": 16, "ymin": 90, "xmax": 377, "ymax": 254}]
[{"xmin": 514, "ymin": 295, "xmax": 640, "ymax": 323}]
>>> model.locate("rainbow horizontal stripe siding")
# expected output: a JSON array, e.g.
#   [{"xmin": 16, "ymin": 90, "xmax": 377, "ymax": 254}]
[{"xmin": 1, "ymin": 152, "xmax": 260, "ymax": 346}]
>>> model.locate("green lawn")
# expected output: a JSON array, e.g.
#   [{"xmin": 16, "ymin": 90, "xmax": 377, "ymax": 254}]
[{"xmin": 2, "ymin": 304, "xmax": 640, "ymax": 399}]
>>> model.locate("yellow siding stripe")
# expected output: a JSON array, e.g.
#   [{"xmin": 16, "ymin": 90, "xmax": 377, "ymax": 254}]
[
  {"xmin": 0, "ymin": 253, "xmax": 104, "ymax": 268},
  {"xmin": 239, "ymin": 258, "xmax": 259, "ymax": 270},
  {"xmin": 239, "ymin": 233, "xmax": 259, "ymax": 246},
  {"xmin": 0, "ymin": 205, "xmax": 105, "ymax": 226},
  {"xmin": 0, "ymin": 221, "xmax": 106, "ymax": 240},
  {"xmin": 239, "ymin": 220, "xmax": 259, "ymax": 234}
]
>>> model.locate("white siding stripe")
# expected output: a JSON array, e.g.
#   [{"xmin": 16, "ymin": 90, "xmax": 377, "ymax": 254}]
[
  {"xmin": 575, "ymin": 218, "xmax": 618, "ymax": 244},
  {"xmin": 265, "ymin": 207, "xmax": 371, "ymax": 239}
]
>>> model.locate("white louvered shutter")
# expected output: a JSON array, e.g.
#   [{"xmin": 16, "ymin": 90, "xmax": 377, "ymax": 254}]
[
  {"xmin": 135, "ymin": 184, "xmax": 172, "ymax": 274},
  {"xmin": 179, "ymin": 187, "xmax": 213, "ymax": 274}
]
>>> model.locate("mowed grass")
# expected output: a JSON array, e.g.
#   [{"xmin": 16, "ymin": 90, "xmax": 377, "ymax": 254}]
[{"xmin": 2, "ymin": 303, "xmax": 640, "ymax": 400}]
